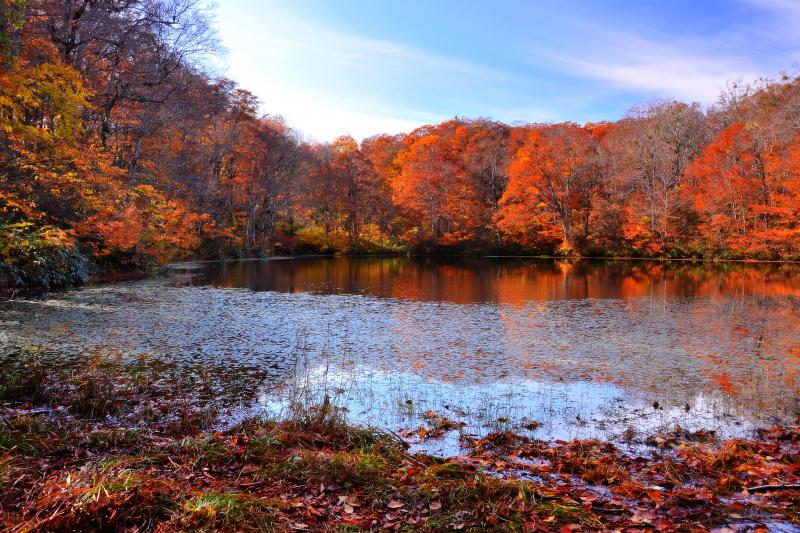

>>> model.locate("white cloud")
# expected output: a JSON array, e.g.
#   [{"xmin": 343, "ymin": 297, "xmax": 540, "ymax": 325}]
[
  {"xmin": 520, "ymin": 1, "xmax": 798, "ymax": 106},
  {"xmin": 527, "ymin": 17, "xmax": 764, "ymax": 104},
  {"xmin": 216, "ymin": 4, "xmax": 506, "ymax": 140},
  {"xmin": 258, "ymin": 86, "xmax": 437, "ymax": 141},
  {"xmin": 555, "ymin": 33, "xmax": 760, "ymax": 103}
]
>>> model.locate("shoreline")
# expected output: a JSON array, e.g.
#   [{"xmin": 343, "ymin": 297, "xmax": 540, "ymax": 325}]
[
  {"xmin": 1, "ymin": 404, "xmax": 798, "ymax": 531},
  {"xmin": 1, "ymin": 358, "xmax": 798, "ymax": 531}
]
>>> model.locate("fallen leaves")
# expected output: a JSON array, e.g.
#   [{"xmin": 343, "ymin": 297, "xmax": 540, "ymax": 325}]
[{"xmin": 0, "ymin": 414, "xmax": 798, "ymax": 532}]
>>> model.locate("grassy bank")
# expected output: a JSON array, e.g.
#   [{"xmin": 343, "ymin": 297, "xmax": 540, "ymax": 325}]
[
  {"xmin": 0, "ymin": 356, "xmax": 798, "ymax": 531},
  {"xmin": 1, "ymin": 412, "xmax": 798, "ymax": 531}
]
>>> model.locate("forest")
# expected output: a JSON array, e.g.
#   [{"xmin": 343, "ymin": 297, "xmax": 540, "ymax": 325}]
[{"xmin": 2, "ymin": 0, "xmax": 800, "ymax": 290}]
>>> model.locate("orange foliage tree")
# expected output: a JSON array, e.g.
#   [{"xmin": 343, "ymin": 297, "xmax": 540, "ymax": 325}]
[{"xmin": 497, "ymin": 124, "xmax": 607, "ymax": 255}]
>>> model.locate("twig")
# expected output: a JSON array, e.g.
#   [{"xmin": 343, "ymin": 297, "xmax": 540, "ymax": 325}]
[
  {"xmin": 746, "ymin": 484, "xmax": 800, "ymax": 493},
  {"xmin": 373, "ymin": 428, "xmax": 428, "ymax": 467},
  {"xmin": 377, "ymin": 427, "xmax": 411, "ymax": 450}
]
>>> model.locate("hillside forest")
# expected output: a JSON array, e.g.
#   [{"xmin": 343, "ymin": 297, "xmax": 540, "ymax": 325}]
[{"xmin": 3, "ymin": 1, "xmax": 800, "ymax": 289}]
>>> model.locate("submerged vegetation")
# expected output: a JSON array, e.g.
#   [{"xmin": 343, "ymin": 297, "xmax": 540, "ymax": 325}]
[{"xmin": 0, "ymin": 352, "xmax": 798, "ymax": 531}]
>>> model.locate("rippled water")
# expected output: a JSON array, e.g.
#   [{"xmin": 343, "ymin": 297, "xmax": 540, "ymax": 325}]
[{"xmin": 2, "ymin": 257, "xmax": 800, "ymax": 453}]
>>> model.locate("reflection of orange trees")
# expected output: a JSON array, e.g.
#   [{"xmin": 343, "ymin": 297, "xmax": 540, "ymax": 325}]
[
  {"xmin": 693, "ymin": 299, "xmax": 800, "ymax": 414},
  {"xmin": 200, "ymin": 257, "xmax": 800, "ymax": 414},
  {"xmin": 705, "ymin": 370, "xmax": 738, "ymax": 397},
  {"xmin": 206, "ymin": 258, "xmax": 800, "ymax": 305},
  {"xmin": 495, "ymin": 260, "xmax": 800, "ymax": 303}
]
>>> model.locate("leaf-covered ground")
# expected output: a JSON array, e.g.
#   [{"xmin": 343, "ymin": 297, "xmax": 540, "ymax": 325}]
[{"xmin": 0, "ymin": 411, "xmax": 798, "ymax": 532}]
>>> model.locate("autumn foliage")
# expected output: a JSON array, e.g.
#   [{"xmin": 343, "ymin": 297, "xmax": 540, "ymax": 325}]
[{"xmin": 2, "ymin": 2, "xmax": 800, "ymax": 290}]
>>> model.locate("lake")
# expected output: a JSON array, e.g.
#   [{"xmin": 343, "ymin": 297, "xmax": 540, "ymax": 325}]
[{"xmin": 2, "ymin": 257, "xmax": 799, "ymax": 455}]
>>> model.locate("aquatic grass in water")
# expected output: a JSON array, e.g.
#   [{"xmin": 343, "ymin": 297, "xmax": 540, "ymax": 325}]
[{"xmin": 257, "ymin": 357, "xmax": 757, "ymax": 456}]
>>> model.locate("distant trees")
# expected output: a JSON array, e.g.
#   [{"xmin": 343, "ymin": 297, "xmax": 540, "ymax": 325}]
[{"xmin": 3, "ymin": 2, "xmax": 800, "ymax": 290}]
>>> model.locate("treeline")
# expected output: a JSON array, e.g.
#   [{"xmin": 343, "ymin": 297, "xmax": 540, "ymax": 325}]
[{"xmin": 2, "ymin": 1, "xmax": 800, "ymax": 290}]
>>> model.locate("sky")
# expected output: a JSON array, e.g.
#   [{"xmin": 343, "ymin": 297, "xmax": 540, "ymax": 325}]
[{"xmin": 214, "ymin": 0, "xmax": 800, "ymax": 141}]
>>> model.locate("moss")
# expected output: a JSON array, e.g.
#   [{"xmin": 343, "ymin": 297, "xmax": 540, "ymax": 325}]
[
  {"xmin": 533, "ymin": 501, "xmax": 603, "ymax": 528},
  {"xmin": 178, "ymin": 492, "xmax": 278, "ymax": 531},
  {"xmin": 421, "ymin": 461, "xmax": 476, "ymax": 482}
]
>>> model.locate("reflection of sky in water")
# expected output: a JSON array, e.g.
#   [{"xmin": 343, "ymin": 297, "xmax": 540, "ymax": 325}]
[
  {"xmin": 257, "ymin": 364, "xmax": 753, "ymax": 456},
  {"xmin": 1, "ymin": 258, "xmax": 799, "ymax": 448}
]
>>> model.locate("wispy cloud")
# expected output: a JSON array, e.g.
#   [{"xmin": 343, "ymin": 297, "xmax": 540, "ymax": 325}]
[
  {"xmin": 260, "ymin": 20, "xmax": 506, "ymax": 85},
  {"xmin": 735, "ymin": 0, "xmax": 800, "ymax": 65},
  {"xmin": 551, "ymin": 33, "xmax": 759, "ymax": 103},
  {"xmin": 525, "ymin": 10, "xmax": 769, "ymax": 105},
  {"xmin": 217, "ymin": 5, "xmax": 511, "ymax": 139},
  {"xmin": 741, "ymin": 0, "xmax": 800, "ymax": 15},
  {"xmin": 513, "ymin": 0, "xmax": 800, "ymax": 109}
]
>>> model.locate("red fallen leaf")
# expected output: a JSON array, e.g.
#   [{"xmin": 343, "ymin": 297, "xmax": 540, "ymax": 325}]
[
  {"xmin": 646, "ymin": 488, "xmax": 663, "ymax": 502},
  {"xmin": 487, "ymin": 515, "xmax": 498, "ymax": 525},
  {"xmin": 387, "ymin": 500, "xmax": 404, "ymax": 509},
  {"xmin": 522, "ymin": 520, "xmax": 539, "ymax": 533},
  {"xmin": 429, "ymin": 501, "xmax": 442, "ymax": 510},
  {"xmin": 655, "ymin": 519, "xmax": 676, "ymax": 531}
]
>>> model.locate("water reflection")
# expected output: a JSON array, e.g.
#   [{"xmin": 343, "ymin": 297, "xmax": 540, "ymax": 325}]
[
  {"xmin": 2, "ymin": 257, "xmax": 799, "ymax": 449},
  {"xmin": 191, "ymin": 257, "xmax": 800, "ymax": 303}
]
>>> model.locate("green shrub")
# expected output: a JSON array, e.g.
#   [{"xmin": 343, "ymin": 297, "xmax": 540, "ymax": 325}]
[{"xmin": 0, "ymin": 222, "xmax": 90, "ymax": 290}]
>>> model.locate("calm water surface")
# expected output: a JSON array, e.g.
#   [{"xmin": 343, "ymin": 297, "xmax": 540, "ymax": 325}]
[{"xmin": 2, "ymin": 257, "xmax": 799, "ymax": 454}]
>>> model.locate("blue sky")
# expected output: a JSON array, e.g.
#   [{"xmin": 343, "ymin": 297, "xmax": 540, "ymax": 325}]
[{"xmin": 215, "ymin": 0, "xmax": 799, "ymax": 141}]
